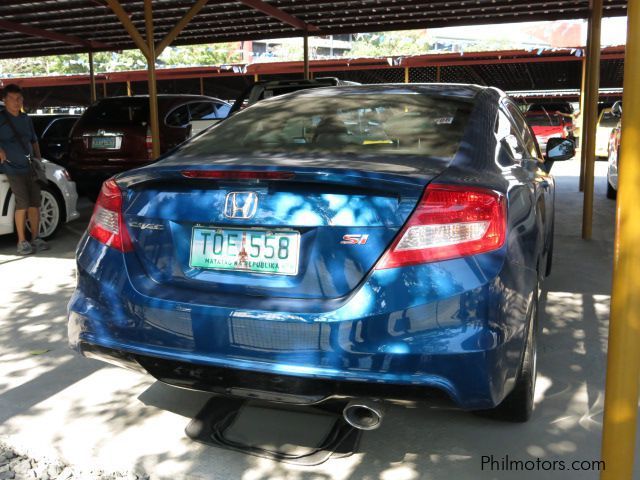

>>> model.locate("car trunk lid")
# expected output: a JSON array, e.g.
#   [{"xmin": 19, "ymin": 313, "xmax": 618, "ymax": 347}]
[{"xmin": 118, "ymin": 160, "xmax": 443, "ymax": 300}]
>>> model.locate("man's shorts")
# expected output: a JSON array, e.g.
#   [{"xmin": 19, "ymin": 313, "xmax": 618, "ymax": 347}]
[{"xmin": 7, "ymin": 174, "xmax": 41, "ymax": 210}]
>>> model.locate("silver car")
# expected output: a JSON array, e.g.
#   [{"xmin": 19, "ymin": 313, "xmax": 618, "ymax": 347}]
[{"xmin": 0, "ymin": 159, "xmax": 80, "ymax": 239}]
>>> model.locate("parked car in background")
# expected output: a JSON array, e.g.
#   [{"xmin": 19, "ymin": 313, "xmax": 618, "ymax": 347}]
[
  {"xmin": 0, "ymin": 159, "xmax": 79, "ymax": 239},
  {"xmin": 67, "ymin": 94, "xmax": 230, "ymax": 198},
  {"xmin": 69, "ymin": 84, "xmax": 575, "ymax": 425},
  {"xmin": 606, "ymin": 101, "xmax": 622, "ymax": 199},
  {"xmin": 30, "ymin": 114, "xmax": 80, "ymax": 165},
  {"xmin": 229, "ymin": 77, "xmax": 359, "ymax": 115},
  {"xmin": 595, "ymin": 108, "xmax": 618, "ymax": 159},
  {"xmin": 524, "ymin": 101, "xmax": 575, "ymax": 153}
]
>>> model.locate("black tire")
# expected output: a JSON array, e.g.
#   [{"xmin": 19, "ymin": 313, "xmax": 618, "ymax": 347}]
[
  {"xmin": 606, "ymin": 181, "xmax": 617, "ymax": 200},
  {"xmin": 27, "ymin": 185, "xmax": 64, "ymax": 240},
  {"xmin": 487, "ymin": 289, "xmax": 539, "ymax": 422}
]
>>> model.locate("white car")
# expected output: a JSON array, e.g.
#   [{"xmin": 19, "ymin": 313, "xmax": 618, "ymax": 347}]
[
  {"xmin": 0, "ymin": 159, "xmax": 80, "ymax": 239},
  {"xmin": 595, "ymin": 108, "xmax": 618, "ymax": 158}
]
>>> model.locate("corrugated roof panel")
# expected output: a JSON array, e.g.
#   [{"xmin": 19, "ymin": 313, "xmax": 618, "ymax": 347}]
[{"xmin": 0, "ymin": 1, "xmax": 627, "ymax": 59}]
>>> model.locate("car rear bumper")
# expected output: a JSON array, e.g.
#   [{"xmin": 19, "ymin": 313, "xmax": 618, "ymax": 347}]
[
  {"xmin": 77, "ymin": 341, "xmax": 455, "ymax": 405},
  {"xmin": 68, "ymin": 236, "xmax": 535, "ymax": 410}
]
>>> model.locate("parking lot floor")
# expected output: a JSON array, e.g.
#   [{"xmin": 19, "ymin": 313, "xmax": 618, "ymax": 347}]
[{"xmin": 1, "ymin": 158, "xmax": 638, "ymax": 480}]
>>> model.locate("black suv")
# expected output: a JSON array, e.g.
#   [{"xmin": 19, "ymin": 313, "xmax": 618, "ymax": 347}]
[
  {"xmin": 229, "ymin": 77, "xmax": 359, "ymax": 115},
  {"xmin": 31, "ymin": 114, "xmax": 80, "ymax": 164}
]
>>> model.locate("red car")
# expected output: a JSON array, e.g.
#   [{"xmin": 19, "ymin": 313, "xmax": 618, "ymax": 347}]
[
  {"xmin": 67, "ymin": 94, "xmax": 229, "ymax": 198},
  {"xmin": 524, "ymin": 102, "xmax": 575, "ymax": 152}
]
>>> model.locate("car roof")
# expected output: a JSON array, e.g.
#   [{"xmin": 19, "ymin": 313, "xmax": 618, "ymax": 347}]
[
  {"xmin": 253, "ymin": 77, "xmax": 358, "ymax": 88},
  {"xmin": 91, "ymin": 95, "xmax": 229, "ymax": 109},
  {"xmin": 30, "ymin": 113, "xmax": 80, "ymax": 118},
  {"xmin": 100, "ymin": 94, "xmax": 226, "ymax": 102},
  {"xmin": 262, "ymin": 83, "xmax": 487, "ymax": 101}
]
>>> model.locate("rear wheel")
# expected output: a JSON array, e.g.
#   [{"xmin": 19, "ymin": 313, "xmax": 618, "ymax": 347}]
[
  {"xmin": 25, "ymin": 185, "xmax": 64, "ymax": 240},
  {"xmin": 606, "ymin": 181, "xmax": 617, "ymax": 200},
  {"xmin": 488, "ymin": 289, "xmax": 538, "ymax": 422}
]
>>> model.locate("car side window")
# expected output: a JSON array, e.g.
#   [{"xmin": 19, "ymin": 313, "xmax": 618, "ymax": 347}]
[
  {"xmin": 166, "ymin": 105, "xmax": 190, "ymax": 127},
  {"xmin": 505, "ymin": 102, "xmax": 541, "ymax": 158},
  {"xmin": 215, "ymin": 103, "xmax": 231, "ymax": 119},
  {"xmin": 40, "ymin": 119, "xmax": 58, "ymax": 139},
  {"xmin": 189, "ymin": 102, "xmax": 217, "ymax": 121},
  {"xmin": 45, "ymin": 118, "xmax": 77, "ymax": 139},
  {"xmin": 496, "ymin": 110, "xmax": 526, "ymax": 162}
]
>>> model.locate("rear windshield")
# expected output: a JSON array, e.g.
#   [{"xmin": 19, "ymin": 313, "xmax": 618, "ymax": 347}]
[
  {"xmin": 261, "ymin": 84, "xmax": 330, "ymax": 100},
  {"xmin": 82, "ymin": 98, "xmax": 149, "ymax": 125},
  {"xmin": 182, "ymin": 93, "xmax": 473, "ymax": 159},
  {"xmin": 30, "ymin": 117, "xmax": 53, "ymax": 137},
  {"xmin": 528, "ymin": 103, "xmax": 573, "ymax": 114},
  {"xmin": 526, "ymin": 113, "xmax": 562, "ymax": 126}
]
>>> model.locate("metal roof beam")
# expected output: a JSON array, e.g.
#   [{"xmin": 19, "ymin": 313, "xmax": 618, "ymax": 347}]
[
  {"xmin": 238, "ymin": 0, "xmax": 320, "ymax": 32},
  {"xmin": 0, "ymin": 18, "xmax": 111, "ymax": 50},
  {"xmin": 155, "ymin": 0, "xmax": 210, "ymax": 58},
  {"xmin": 106, "ymin": 0, "xmax": 151, "ymax": 59}
]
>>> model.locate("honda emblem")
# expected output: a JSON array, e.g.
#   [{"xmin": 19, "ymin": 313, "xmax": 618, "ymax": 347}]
[{"xmin": 224, "ymin": 192, "xmax": 259, "ymax": 219}]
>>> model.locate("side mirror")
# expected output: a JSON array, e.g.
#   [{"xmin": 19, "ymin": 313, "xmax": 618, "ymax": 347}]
[
  {"xmin": 546, "ymin": 137, "xmax": 575, "ymax": 161},
  {"xmin": 611, "ymin": 100, "xmax": 622, "ymax": 118}
]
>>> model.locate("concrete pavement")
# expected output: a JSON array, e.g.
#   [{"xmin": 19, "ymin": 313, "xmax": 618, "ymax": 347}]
[{"xmin": 0, "ymin": 159, "xmax": 636, "ymax": 480}]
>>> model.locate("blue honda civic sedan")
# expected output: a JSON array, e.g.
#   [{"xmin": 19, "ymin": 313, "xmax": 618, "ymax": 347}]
[{"xmin": 68, "ymin": 84, "xmax": 573, "ymax": 424}]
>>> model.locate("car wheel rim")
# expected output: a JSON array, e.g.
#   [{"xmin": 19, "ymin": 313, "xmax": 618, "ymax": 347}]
[{"xmin": 39, "ymin": 191, "xmax": 60, "ymax": 238}]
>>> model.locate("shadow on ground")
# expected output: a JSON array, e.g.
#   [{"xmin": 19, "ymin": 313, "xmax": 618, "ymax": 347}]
[{"xmin": 0, "ymin": 161, "xmax": 624, "ymax": 479}]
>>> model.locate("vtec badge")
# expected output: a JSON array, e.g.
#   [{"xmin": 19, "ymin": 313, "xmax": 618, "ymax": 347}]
[{"xmin": 341, "ymin": 234, "xmax": 369, "ymax": 245}]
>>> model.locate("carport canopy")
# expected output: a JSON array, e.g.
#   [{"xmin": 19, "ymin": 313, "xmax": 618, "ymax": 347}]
[{"xmin": 0, "ymin": 1, "xmax": 629, "ymax": 59}]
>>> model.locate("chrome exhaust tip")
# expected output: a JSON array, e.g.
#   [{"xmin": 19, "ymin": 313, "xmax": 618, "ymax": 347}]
[{"xmin": 342, "ymin": 399, "xmax": 384, "ymax": 430}]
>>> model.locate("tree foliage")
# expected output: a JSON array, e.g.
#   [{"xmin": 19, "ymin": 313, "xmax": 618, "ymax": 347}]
[
  {"xmin": 349, "ymin": 30, "xmax": 433, "ymax": 57},
  {"xmin": 0, "ymin": 43, "xmax": 242, "ymax": 77},
  {"xmin": 0, "ymin": 30, "xmax": 526, "ymax": 77}
]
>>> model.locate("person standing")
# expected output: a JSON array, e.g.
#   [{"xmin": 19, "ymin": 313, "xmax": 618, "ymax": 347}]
[{"xmin": 0, "ymin": 84, "xmax": 49, "ymax": 255}]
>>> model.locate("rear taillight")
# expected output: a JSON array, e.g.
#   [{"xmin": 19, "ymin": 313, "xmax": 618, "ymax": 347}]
[
  {"xmin": 88, "ymin": 179, "xmax": 133, "ymax": 252},
  {"xmin": 375, "ymin": 184, "xmax": 506, "ymax": 269},
  {"xmin": 145, "ymin": 126, "xmax": 153, "ymax": 159}
]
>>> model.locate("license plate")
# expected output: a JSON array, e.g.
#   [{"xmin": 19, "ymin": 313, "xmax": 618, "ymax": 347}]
[
  {"xmin": 91, "ymin": 136, "xmax": 117, "ymax": 149},
  {"xmin": 190, "ymin": 227, "xmax": 300, "ymax": 275}
]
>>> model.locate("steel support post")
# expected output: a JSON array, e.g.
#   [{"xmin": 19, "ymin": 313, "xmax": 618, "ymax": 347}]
[
  {"xmin": 581, "ymin": 0, "xmax": 603, "ymax": 240},
  {"xmin": 600, "ymin": 0, "xmax": 640, "ymax": 477},
  {"xmin": 405, "ymin": 67, "xmax": 409, "ymax": 83},
  {"xmin": 303, "ymin": 33, "xmax": 309, "ymax": 80},
  {"xmin": 126, "ymin": 80, "xmax": 131, "ymax": 96},
  {"xmin": 89, "ymin": 51, "xmax": 96, "ymax": 103},
  {"xmin": 144, "ymin": 0, "xmax": 161, "ymax": 159},
  {"xmin": 579, "ymin": 55, "xmax": 587, "ymax": 191}
]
